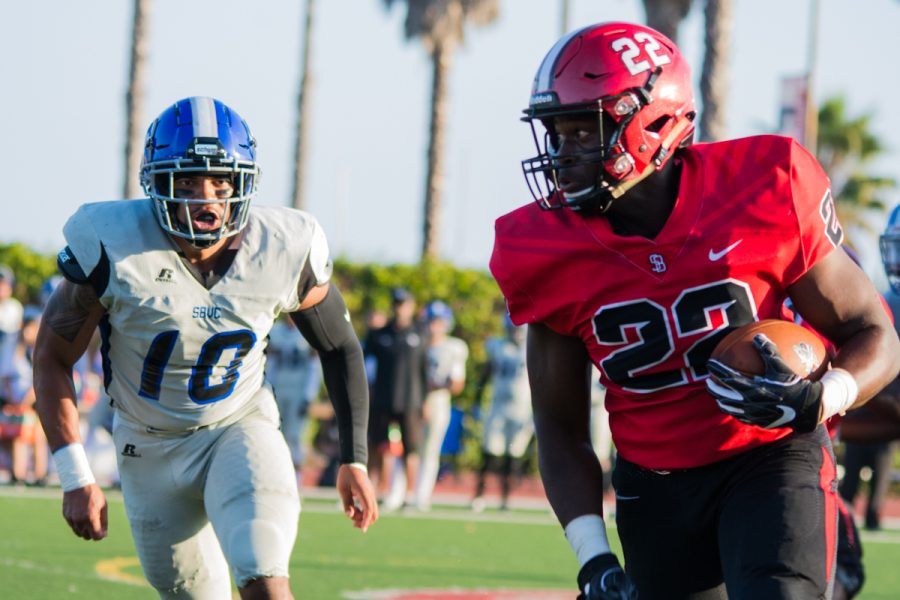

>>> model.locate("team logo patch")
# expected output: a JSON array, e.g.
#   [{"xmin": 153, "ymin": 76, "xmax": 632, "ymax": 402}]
[
  {"xmin": 649, "ymin": 253, "xmax": 666, "ymax": 273},
  {"xmin": 343, "ymin": 590, "xmax": 572, "ymax": 600}
]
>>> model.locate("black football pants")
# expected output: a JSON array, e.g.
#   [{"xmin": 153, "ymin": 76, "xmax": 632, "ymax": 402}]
[{"xmin": 612, "ymin": 426, "xmax": 838, "ymax": 600}]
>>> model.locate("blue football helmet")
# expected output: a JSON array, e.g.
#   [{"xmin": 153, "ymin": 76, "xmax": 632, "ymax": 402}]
[
  {"xmin": 881, "ymin": 204, "xmax": 900, "ymax": 294},
  {"xmin": 140, "ymin": 97, "xmax": 260, "ymax": 247},
  {"xmin": 424, "ymin": 300, "xmax": 454, "ymax": 329}
]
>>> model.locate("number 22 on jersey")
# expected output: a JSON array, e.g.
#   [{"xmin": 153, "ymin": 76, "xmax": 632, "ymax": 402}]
[{"xmin": 593, "ymin": 279, "xmax": 758, "ymax": 393}]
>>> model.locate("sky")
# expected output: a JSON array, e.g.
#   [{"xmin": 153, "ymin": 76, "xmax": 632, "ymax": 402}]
[{"xmin": 3, "ymin": 0, "xmax": 899, "ymax": 287}]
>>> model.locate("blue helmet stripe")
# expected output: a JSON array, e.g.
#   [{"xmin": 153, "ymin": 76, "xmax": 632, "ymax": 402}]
[{"xmin": 189, "ymin": 96, "xmax": 218, "ymax": 138}]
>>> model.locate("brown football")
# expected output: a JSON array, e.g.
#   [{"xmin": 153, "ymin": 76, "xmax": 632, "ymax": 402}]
[{"xmin": 710, "ymin": 319, "xmax": 829, "ymax": 380}]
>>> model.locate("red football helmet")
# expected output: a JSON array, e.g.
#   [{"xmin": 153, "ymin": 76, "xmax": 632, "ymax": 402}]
[{"xmin": 522, "ymin": 22, "xmax": 696, "ymax": 211}]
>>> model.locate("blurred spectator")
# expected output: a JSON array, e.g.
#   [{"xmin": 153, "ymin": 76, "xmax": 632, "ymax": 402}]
[
  {"xmin": 39, "ymin": 275, "xmax": 63, "ymax": 309},
  {"xmin": 837, "ymin": 238, "xmax": 900, "ymax": 533},
  {"xmin": 266, "ymin": 313, "xmax": 322, "ymax": 485},
  {"xmin": 839, "ymin": 435, "xmax": 895, "ymax": 531},
  {"xmin": 471, "ymin": 316, "xmax": 533, "ymax": 511},
  {"xmin": 413, "ymin": 300, "xmax": 468, "ymax": 511},
  {"xmin": 589, "ymin": 367, "xmax": 614, "ymax": 495},
  {"xmin": 838, "ymin": 286, "xmax": 899, "ymax": 532},
  {"xmin": 0, "ymin": 266, "xmax": 23, "ymax": 374},
  {"xmin": 363, "ymin": 308, "xmax": 387, "ymax": 386},
  {"xmin": 0, "ymin": 306, "xmax": 48, "ymax": 485},
  {"xmin": 365, "ymin": 288, "xmax": 429, "ymax": 510}
]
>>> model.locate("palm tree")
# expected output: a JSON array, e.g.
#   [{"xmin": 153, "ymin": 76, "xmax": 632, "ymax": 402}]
[
  {"xmin": 641, "ymin": 1, "xmax": 732, "ymax": 144},
  {"xmin": 123, "ymin": 0, "xmax": 151, "ymax": 199},
  {"xmin": 816, "ymin": 96, "xmax": 896, "ymax": 236},
  {"xmin": 382, "ymin": 0, "xmax": 499, "ymax": 261},
  {"xmin": 697, "ymin": 0, "xmax": 731, "ymax": 142},
  {"xmin": 641, "ymin": 0, "xmax": 693, "ymax": 43},
  {"xmin": 291, "ymin": 0, "xmax": 316, "ymax": 211}
]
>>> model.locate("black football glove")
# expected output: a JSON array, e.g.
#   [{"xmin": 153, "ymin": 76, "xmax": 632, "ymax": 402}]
[
  {"xmin": 706, "ymin": 333, "xmax": 823, "ymax": 432},
  {"xmin": 577, "ymin": 553, "xmax": 638, "ymax": 600}
]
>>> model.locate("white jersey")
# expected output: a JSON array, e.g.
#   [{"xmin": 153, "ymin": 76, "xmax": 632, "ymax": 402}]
[
  {"xmin": 63, "ymin": 199, "xmax": 331, "ymax": 430},
  {"xmin": 266, "ymin": 318, "xmax": 320, "ymax": 404},
  {"xmin": 426, "ymin": 336, "xmax": 468, "ymax": 389},
  {"xmin": 485, "ymin": 336, "xmax": 531, "ymax": 419}
]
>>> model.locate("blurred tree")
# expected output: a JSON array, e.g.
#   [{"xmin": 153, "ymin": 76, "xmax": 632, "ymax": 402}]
[
  {"xmin": 123, "ymin": 0, "xmax": 151, "ymax": 200},
  {"xmin": 332, "ymin": 257, "xmax": 505, "ymax": 467},
  {"xmin": 816, "ymin": 96, "xmax": 896, "ymax": 237},
  {"xmin": 697, "ymin": 0, "xmax": 731, "ymax": 142},
  {"xmin": 641, "ymin": 0, "xmax": 692, "ymax": 43},
  {"xmin": 382, "ymin": 0, "xmax": 499, "ymax": 260},
  {"xmin": 291, "ymin": 0, "xmax": 316, "ymax": 211},
  {"xmin": 0, "ymin": 244, "xmax": 57, "ymax": 304}
]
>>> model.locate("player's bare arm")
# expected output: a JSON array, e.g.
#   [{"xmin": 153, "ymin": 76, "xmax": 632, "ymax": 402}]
[
  {"xmin": 290, "ymin": 281, "xmax": 379, "ymax": 532},
  {"xmin": 33, "ymin": 279, "xmax": 108, "ymax": 541},
  {"xmin": 788, "ymin": 246, "xmax": 900, "ymax": 410},
  {"xmin": 527, "ymin": 323, "xmax": 604, "ymax": 526}
]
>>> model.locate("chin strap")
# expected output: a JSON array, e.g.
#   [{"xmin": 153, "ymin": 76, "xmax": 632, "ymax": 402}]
[{"xmin": 606, "ymin": 116, "xmax": 695, "ymax": 201}]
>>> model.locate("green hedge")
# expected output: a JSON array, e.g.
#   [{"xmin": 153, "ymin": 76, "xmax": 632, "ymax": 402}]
[
  {"xmin": 0, "ymin": 243, "xmax": 58, "ymax": 305},
  {"xmin": 332, "ymin": 256, "xmax": 511, "ymax": 471}
]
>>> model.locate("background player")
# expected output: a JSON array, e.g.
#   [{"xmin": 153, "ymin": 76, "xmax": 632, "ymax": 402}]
[
  {"xmin": 34, "ymin": 97, "xmax": 377, "ymax": 600},
  {"xmin": 413, "ymin": 300, "xmax": 468, "ymax": 511},
  {"xmin": 491, "ymin": 22, "xmax": 900, "ymax": 600},
  {"xmin": 470, "ymin": 315, "xmax": 533, "ymax": 512},
  {"xmin": 266, "ymin": 313, "xmax": 322, "ymax": 486}
]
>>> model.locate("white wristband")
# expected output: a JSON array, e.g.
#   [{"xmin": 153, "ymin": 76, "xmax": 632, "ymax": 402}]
[
  {"xmin": 52, "ymin": 443, "xmax": 96, "ymax": 492},
  {"xmin": 819, "ymin": 368, "xmax": 859, "ymax": 422},
  {"xmin": 346, "ymin": 462, "xmax": 368, "ymax": 474},
  {"xmin": 564, "ymin": 514, "xmax": 611, "ymax": 567}
]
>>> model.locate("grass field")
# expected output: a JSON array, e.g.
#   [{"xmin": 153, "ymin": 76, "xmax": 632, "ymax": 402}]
[{"xmin": 1, "ymin": 487, "xmax": 899, "ymax": 599}]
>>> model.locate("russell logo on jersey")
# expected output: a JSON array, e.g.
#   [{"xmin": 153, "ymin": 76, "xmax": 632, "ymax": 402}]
[{"xmin": 121, "ymin": 443, "xmax": 141, "ymax": 458}]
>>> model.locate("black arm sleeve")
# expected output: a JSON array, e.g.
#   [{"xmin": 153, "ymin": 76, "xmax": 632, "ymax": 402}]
[{"xmin": 289, "ymin": 285, "xmax": 368, "ymax": 464}]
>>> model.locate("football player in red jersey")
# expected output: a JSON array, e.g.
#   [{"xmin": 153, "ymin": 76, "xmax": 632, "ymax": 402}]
[{"xmin": 490, "ymin": 22, "xmax": 900, "ymax": 600}]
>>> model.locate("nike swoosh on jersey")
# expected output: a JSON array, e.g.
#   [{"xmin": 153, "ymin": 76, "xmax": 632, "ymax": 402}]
[{"xmin": 708, "ymin": 239, "xmax": 743, "ymax": 261}]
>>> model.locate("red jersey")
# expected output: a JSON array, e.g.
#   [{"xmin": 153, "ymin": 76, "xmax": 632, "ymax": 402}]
[{"xmin": 491, "ymin": 135, "xmax": 843, "ymax": 469}]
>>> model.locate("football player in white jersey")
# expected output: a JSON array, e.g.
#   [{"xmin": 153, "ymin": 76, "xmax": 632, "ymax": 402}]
[
  {"xmin": 471, "ymin": 315, "xmax": 534, "ymax": 511},
  {"xmin": 266, "ymin": 313, "xmax": 321, "ymax": 484},
  {"xmin": 33, "ymin": 97, "xmax": 377, "ymax": 600},
  {"xmin": 413, "ymin": 300, "xmax": 468, "ymax": 511}
]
